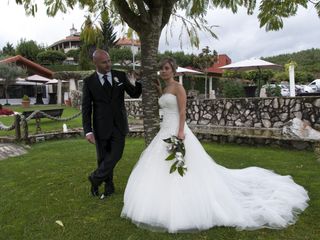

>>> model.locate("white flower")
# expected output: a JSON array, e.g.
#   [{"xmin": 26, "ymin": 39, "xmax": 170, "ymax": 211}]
[
  {"xmin": 114, "ymin": 77, "xmax": 119, "ymax": 83},
  {"xmin": 177, "ymin": 160, "xmax": 184, "ymax": 167},
  {"xmin": 172, "ymin": 137, "xmax": 179, "ymax": 144},
  {"xmin": 175, "ymin": 152, "xmax": 183, "ymax": 159}
]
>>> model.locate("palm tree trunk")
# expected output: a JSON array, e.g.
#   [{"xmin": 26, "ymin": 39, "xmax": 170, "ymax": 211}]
[{"xmin": 139, "ymin": 30, "xmax": 161, "ymax": 145}]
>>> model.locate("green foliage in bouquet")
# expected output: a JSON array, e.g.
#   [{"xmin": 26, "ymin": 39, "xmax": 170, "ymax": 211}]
[{"xmin": 163, "ymin": 136, "xmax": 187, "ymax": 177}]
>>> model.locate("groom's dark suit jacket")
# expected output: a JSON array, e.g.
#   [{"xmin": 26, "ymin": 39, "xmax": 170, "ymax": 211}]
[{"xmin": 82, "ymin": 70, "xmax": 142, "ymax": 140}]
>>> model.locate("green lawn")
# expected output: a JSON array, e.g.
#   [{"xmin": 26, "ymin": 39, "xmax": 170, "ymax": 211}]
[{"xmin": 0, "ymin": 138, "xmax": 319, "ymax": 240}]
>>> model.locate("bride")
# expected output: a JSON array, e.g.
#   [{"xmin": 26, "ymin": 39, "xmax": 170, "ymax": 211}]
[{"xmin": 121, "ymin": 57, "xmax": 309, "ymax": 233}]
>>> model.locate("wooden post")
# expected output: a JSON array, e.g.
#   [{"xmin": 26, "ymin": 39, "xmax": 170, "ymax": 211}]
[
  {"xmin": 22, "ymin": 117, "xmax": 29, "ymax": 143},
  {"xmin": 14, "ymin": 114, "xmax": 21, "ymax": 141}
]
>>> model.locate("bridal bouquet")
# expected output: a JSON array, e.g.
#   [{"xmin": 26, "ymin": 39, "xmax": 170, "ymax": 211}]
[{"xmin": 163, "ymin": 136, "xmax": 187, "ymax": 177}]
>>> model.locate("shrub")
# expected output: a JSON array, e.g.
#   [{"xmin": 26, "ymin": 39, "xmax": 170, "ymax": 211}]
[
  {"xmin": 22, "ymin": 94, "xmax": 30, "ymax": 101},
  {"xmin": 70, "ymin": 90, "xmax": 82, "ymax": 109},
  {"xmin": 221, "ymin": 80, "xmax": 245, "ymax": 98},
  {"xmin": 266, "ymin": 85, "xmax": 281, "ymax": 97},
  {"xmin": 37, "ymin": 50, "xmax": 66, "ymax": 65},
  {"xmin": 66, "ymin": 49, "xmax": 80, "ymax": 63}
]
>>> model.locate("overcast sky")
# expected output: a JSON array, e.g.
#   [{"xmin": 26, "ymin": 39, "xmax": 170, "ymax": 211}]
[{"xmin": 0, "ymin": 1, "xmax": 319, "ymax": 62}]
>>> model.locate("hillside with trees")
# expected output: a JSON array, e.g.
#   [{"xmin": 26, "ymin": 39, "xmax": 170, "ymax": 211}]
[{"xmin": 264, "ymin": 48, "xmax": 320, "ymax": 78}]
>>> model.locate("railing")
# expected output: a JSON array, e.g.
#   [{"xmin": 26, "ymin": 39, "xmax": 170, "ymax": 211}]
[
  {"xmin": 0, "ymin": 114, "xmax": 21, "ymax": 141},
  {"xmin": 0, "ymin": 111, "xmax": 82, "ymax": 143},
  {"xmin": 22, "ymin": 108, "xmax": 64, "ymax": 133}
]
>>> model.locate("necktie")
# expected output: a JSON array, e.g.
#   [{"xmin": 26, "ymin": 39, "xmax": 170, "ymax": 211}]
[{"xmin": 102, "ymin": 74, "xmax": 112, "ymax": 87}]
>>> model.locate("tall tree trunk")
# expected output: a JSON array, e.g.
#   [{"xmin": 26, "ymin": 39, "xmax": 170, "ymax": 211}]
[
  {"xmin": 139, "ymin": 29, "xmax": 161, "ymax": 145},
  {"xmin": 112, "ymin": 0, "xmax": 174, "ymax": 145}
]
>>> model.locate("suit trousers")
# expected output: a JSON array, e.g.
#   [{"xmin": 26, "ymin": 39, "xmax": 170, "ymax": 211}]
[{"xmin": 92, "ymin": 126, "xmax": 125, "ymax": 186}]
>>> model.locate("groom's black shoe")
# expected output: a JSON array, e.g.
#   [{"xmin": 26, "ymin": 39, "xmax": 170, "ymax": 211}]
[
  {"xmin": 100, "ymin": 182, "xmax": 115, "ymax": 200},
  {"xmin": 88, "ymin": 175, "xmax": 99, "ymax": 197}
]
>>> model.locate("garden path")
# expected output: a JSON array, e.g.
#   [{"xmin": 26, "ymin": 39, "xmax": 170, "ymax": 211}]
[{"xmin": 0, "ymin": 143, "xmax": 28, "ymax": 161}]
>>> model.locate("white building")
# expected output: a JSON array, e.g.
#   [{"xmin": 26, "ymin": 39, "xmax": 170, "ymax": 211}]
[{"xmin": 48, "ymin": 24, "xmax": 81, "ymax": 53}]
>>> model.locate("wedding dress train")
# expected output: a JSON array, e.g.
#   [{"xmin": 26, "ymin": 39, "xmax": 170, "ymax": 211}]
[{"xmin": 121, "ymin": 93, "xmax": 309, "ymax": 233}]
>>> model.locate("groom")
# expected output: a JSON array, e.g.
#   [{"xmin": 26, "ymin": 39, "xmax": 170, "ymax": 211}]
[{"xmin": 82, "ymin": 49, "xmax": 142, "ymax": 199}]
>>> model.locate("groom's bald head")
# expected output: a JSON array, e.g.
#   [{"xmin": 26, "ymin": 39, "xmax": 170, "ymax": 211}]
[{"xmin": 92, "ymin": 49, "xmax": 112, "ymax": 74}]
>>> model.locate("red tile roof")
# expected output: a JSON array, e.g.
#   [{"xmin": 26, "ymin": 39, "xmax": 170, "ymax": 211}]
[{"xmin": 0, "ymin": 55, "xmax": 53, "ymax": 79}]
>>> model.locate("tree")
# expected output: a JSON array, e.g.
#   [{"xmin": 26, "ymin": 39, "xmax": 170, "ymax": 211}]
[
  {"xmin": 193, "ymin": 46, "xmax": 217, "ymax": 98},
  {"xmin": 245, "ymin": 69, "xmax": 274, "ymax": 85},
  {"xmin": 16, "ymin": 39, "xmax": 41, "ymax": 62},
  {"xmin": 2, "ymin": 42, "xmax": 15, "ymax": 56},
  {"xmin": 66, "ymin": 49, "xmax": 80, "ymax": 63},
  {"xmin": 79, "ymin": 11, "xmax": 118, "ymax": 69},
  {"xmin": 99, "ymin": 11, "xmax": 118, "ymax": 51},
  {"xmin": 0, "ymin": 63, "xmax": 26, "ymax": 105},
  {"xmin": 109, "ymin": 48, "xmax": 133, "ymax": 66},
  {"xmin": 15, "ymin": 0, "xmax": 320, "ymax": 144},
  {"xmin": 159, "ymin": 51, "xmax": 194, "ymax": 67},
  {"xmin": 221, "ymin": 80, "xmax": 245, "ymax": 98},
  {"xmin": 264, "ymin": 48, "xmax": 320, "ymax": 77},
  {"xmin": 79, "ymin": 16, "xmax": 102, "ymax": 70}
]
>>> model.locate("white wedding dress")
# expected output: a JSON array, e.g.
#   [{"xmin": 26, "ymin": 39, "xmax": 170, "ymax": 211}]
[{"xmin": 121, "ymin": 93, "xmax": 309, "ymax": 233}]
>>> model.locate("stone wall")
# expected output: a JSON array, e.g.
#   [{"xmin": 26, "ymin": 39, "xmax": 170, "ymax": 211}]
[
  {"xmin": 125, "ymin": 96, "xmax": 320, "ymax": 130},
  {"xmin": 187, "ymin": 97, "xmax": 320, "ymax": 129},
  {"xmin": 125, "ymin": 99, "xmax": 143, "ymax": 118}
]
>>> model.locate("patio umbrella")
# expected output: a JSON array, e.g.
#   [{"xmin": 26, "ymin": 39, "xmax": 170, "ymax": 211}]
[
  {"xmin": 175, "ymin": 67, "xmax": 203, "ymax": 87},
  {"xmin": 25, "ymin": 74, "xmax": 50, "ymax": 104},
  {"xmin": 220, "ymin": 58, "xmax": 282, "ymax": 95},
  {"xmin": 176, "ymin": 67, "xmax": 203, "ymax": 75},
  {"xmin": 45, "ymin": 79, "xmax": 67, "ymax": 84},
  {"xmin": 1, "ymin": 77, "xmax": 38, "ymax": 86},
  {"xmin": 157, "ymin": 66, "xmax": 203, "ymax": 75},
  {"xmin": 15, "ymin": 80, "xmax": 38, "ymax": 86},
  {"xmin": 25, "ymin": 74, "xmax": 51, "ymax": 83},
  {"xmin": 220, "ymin": 59, "xmax": 282, "ymax": 72}
]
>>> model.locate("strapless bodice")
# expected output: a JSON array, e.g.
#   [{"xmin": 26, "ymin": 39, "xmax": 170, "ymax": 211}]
[
  {"xmin": 158, "ymin": 93, "xmax": 179, "ymax": 114},
  {"xmin": 158, "ymin": 93, "xmax": 180, "ymax": 131}
]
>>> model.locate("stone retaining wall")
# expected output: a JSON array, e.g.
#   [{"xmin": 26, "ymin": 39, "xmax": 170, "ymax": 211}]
[
  {"xmin": 125, "ymin": 99, "xmax": 143, "ymax": 118},
  {"xmin": 125, "ymin": 96, "xmax": 320, "ymax": 129},
  {"xmin": 187, "ymin": 96, "xmax": 320, "ymax": 129}
]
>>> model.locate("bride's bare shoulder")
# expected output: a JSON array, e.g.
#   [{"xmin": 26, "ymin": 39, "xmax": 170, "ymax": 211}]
[{"xmin": 175, "ymin": 83, "xmax": 186, "ymax": 96}]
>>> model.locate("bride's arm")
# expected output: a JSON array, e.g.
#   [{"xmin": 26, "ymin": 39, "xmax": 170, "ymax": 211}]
[{"xmin": 176, "ymin": 85, "xmax": 187, "ymax": 140}]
